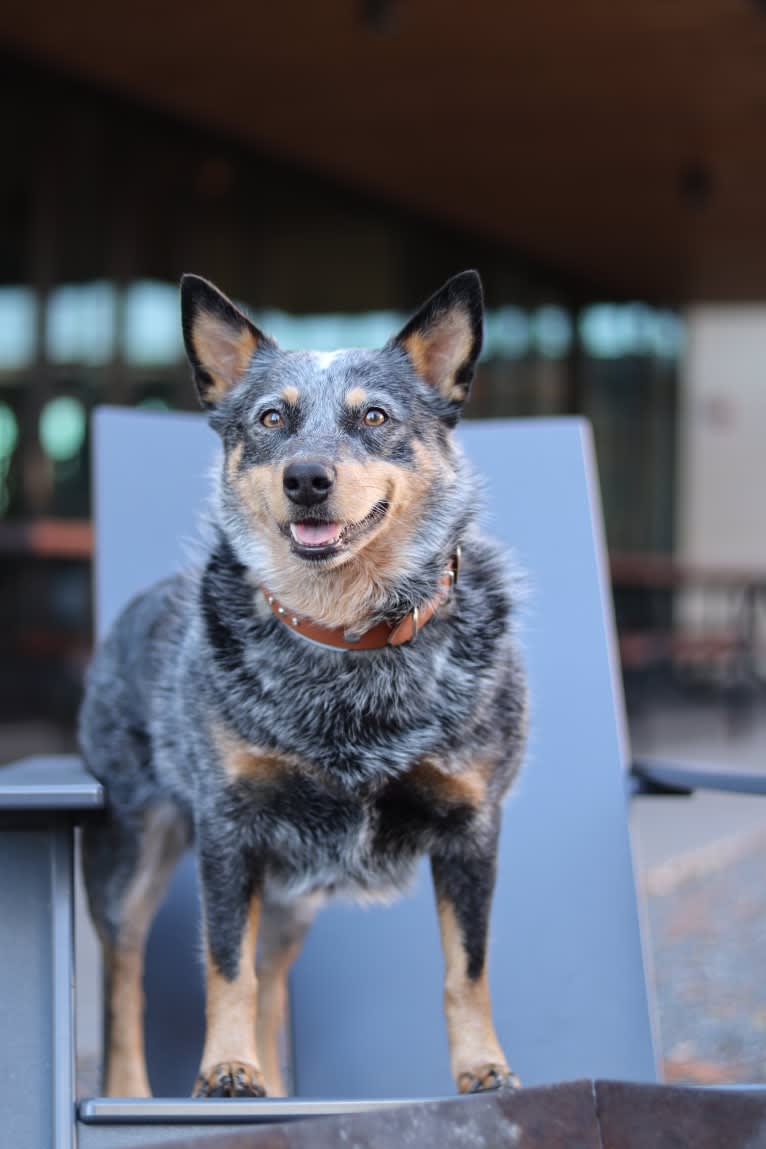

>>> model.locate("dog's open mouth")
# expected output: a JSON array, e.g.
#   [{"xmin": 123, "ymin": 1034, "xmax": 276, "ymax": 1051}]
[{"xmin": 286, "ymin": 501, "xmax": 389, "ymax": 559}]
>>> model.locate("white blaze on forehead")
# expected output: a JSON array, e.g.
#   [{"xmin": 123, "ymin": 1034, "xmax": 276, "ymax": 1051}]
[{"xmin": 312, "ymin": 350, "xmax": 345, "ymax": 369}]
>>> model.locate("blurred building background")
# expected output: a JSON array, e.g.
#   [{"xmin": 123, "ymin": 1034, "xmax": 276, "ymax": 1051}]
[{"xmin": 2, "ymin": 0, "xmax": 766, "ymax": 1085}]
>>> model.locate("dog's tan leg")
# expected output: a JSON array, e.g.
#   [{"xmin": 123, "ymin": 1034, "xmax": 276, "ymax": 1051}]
[
  {"xmin": 94, "ymin": 803, "xmax": 188, "ymax": 1097},
  {"xmin": 431, "ymin": 841, "xmax": 519, "ymax": 1094},
  {"xmin": 103, "ymin": 944, "xmax": 151, "ymax": 1098},
  {"xmin": 255, "ymin": 944, "xmax": 297, "ymax": 1097},
  {"xmin": 434, "ymin": 896, "xmax": 517, "ymax": 1093},
  {"xmin": 194, "ymin": 891, "xmax": 266, "ymax": 1097},
  {"xmin": 255, "ymin": 894, "xmax": 322, "ymax": 1096}
]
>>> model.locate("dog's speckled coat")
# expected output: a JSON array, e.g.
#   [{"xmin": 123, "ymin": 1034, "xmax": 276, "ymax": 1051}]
[{"xmin": 79, "ymin": 271, "xmax": 527, "ymax": 1101}]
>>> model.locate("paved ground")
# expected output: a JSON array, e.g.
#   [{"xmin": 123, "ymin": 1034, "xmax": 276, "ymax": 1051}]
[
  {"xmin": 630, "ymin": 695, "xmax": 766, "ymax": 1084},
  {"xmin": 647, "ymin": 837, "xmax": 766, "ymax": 1083}
]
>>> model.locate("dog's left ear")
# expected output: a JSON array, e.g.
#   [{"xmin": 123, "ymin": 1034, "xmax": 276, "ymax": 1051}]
[
  {"xmin": 392, "ymin": 271, "xmax": 483, "ymax": 417},
  {"xmin": 181, "ymin": 274, "xmax": 275, "ymax": 410}
]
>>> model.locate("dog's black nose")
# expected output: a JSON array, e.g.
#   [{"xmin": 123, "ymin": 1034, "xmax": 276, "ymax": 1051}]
[{"xmin": 283, "ymin": 460, "xmax": 335, "ymax": 506}]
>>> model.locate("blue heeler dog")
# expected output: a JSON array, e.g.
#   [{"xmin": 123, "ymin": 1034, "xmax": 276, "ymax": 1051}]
[{"xmin": 79, "ymin": 270, "xmax": 528, "ymax": 1099}]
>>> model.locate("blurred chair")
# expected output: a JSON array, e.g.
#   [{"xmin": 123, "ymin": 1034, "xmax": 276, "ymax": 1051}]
[{"xmin": 4, "ymin": 408, "xmax": 762, "ymax": 1146}]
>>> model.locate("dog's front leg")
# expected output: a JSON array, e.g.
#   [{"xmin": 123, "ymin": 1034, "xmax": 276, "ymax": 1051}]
[
  {"xmin": 431, "ymin": 832, "xmax": 520, "ymax": 1094},
  {"xmin": 193, "ymin": 834, "xmax": 266, "ymax": 1098}
]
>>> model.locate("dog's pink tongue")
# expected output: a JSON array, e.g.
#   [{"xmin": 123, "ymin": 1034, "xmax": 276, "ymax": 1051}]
[{"xmin": 292, "ymin": 521, "xmax": 340, "ymax": 546}]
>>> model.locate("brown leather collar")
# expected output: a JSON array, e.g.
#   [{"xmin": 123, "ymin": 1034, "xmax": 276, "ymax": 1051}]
[{"xmin": 261, "ymin": 549, "xmax": 461, "ymax": 651}]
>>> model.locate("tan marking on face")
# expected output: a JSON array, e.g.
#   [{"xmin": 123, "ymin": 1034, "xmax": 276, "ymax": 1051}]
[
  {"xmin": 226, "ymin": 441, "xmax": 244, "ymax": 484},
  {"xmin": 435, "ymin": 899, "xmax": 509, "ymax": 1087},
  {"xmin": 331, "ymin": 437, "xmax": 443, "ymax": 545},
  {"xmin": 329, "ymin": 457, "xmax": 396, "ymax": 525},
  {"xmin": 199, "ymin": 896, "xmax": 261, "ymax": 1080},
  {"xmin": 401, "ymin": 309, "xmax": 473, "ymax": 401},
  {"xmin": 232, "ymin": 459, "xmax": 276, "ymax": 532},
  {"xmin": 281, "ymin": 385, "xmax": 300, "ymax": 405},
  {"xmin": 192, "ymin": 309, "xmax": 259, "ymax": 404},
  {"xmin": 408, "ymin": 758, "xmax": 487, "ymax": 808},
  {"xmin": 227, "ymin": 434, "xmax": 450, "ymax": 631},
  {"xmin": 103, "ymin": 803, "xmax": 188, "ymax": 1097},
  {"xmin": 344, "ymin": 386, "xmax": 368, "ymax": 409},
  {"xmin": 210, "ymin": 721, "xmax": 298, "ymax": 783}
]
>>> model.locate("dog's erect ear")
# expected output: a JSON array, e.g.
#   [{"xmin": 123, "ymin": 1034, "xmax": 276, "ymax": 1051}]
[
  {"xmin": 392, "ymin": 271, "xmax": 483, "ymax": 415},
  {"xmin": 181, "ymin": 275, "xmax": 274, "ymax": 409}
]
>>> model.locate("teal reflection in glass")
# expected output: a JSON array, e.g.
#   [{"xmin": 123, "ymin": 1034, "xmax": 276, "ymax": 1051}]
[
  {"xmin": 39, "ymin": 396, "xmax": 87, "ymax": 461},
  {"xmin": 124, "ymin": 281, "xmax": 184, "ymax": 365},
  {"xmin": 47, "ymin": 281, "xmax": 116, "ymax": 365},
  {"xmin": 580, "ymin": 304, "xmax": 685, "ymax": 359},
  {"xmin": 252, "ymin": 309, "xmax": 406, "ymax": 352},
  {"xmin": 0, "ymin": 404, "xmax": 18, "ymax": 458},
  {"xmin": 0, "ymin": 288, "xmax": 37, "ymax": 368},
  {"xmin": 139, "ymin": 397, "xmax": 172, "ymax": 411},
  {"xmin": 531, "ymin": 306, "xmax": 572, "ymax": 358},
  {"xmin": 483, "ymin": 307, "xmax": 530, "ymax": 359}
]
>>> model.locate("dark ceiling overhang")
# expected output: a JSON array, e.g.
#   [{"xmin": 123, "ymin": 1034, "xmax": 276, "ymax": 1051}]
[{"xmin": 2, "ymin": 0, "xmax": 766, "ymax": 302}]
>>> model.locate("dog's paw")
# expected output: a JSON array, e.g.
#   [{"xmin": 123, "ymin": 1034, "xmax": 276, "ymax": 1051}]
[
  {"xmin": 193, "ymin": 1061, "xmax": 266, "ymax": 1098},
  {"xmin": 457, "ymin": 1063, "xmax": 521, "ymax": 1094}
]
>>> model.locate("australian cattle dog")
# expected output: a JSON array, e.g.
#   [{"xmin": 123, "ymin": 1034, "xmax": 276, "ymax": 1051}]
[{"xmin": 79, "ymin": 270, "xmax": 528, "ymax": 1099}]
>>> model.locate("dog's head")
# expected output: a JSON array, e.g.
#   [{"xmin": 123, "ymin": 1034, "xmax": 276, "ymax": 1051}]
[{"xmin": 181, "ymin": 272, "xmax": 483, "ymax": 624}]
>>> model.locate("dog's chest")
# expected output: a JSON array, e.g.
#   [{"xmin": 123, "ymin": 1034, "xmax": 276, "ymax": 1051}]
[
  {"xmin": 238, "ymin": 640, "xmax": 479, "ymax": 787},
  {"xmin": 250, "ymin": 759, "xmax": 482, "ymax": 900}
]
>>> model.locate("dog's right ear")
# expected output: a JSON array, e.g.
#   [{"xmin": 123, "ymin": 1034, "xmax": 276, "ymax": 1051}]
[{"xmin": 181, "ymin": 275, "xmax": 275, "ymax": 410}]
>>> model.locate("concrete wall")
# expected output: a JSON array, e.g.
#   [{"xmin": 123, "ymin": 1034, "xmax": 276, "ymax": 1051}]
[{"xmin": 678, "ymin": 307, "xmax": 766, "ymax": 570}]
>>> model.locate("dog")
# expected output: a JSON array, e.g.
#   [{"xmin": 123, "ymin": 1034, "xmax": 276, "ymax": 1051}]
[{"xmin": 79, "ymin": 269, "xmax": 528, "ymax": 1100}]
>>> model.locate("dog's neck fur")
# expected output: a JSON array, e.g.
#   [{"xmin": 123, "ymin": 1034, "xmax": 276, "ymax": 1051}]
[
  {"xmin": 256, "ymin": 527, "xmax": 463, "ymax": 633},
  {"xmin": 213, "ymin": 510, "xmax": 471, "ymax": 636},
  {"xmin": 259, "ymin": 550, "xmax": 452, "ymax": 635}
]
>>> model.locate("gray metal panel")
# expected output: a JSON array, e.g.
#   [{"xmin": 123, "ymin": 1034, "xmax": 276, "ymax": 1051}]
[
  {"xmin": 75, "ymin": 1100, "xmax": 463, "ymax": 1149},
  {"xmin": 0, "ymin": 755, "xmax": 103, "ymax": 809},
  {"xmin": 93, "ymin": 408, "xmax": 216, "ymax": 1099},
  {"xmin": 51, "ymin": 825, "xmax": 77, "ymax": 1149},
  {"xmin": 91, "ymin": 410, "xmax": 655, "ymax": 1100},
  {"xmin": 290, "ymin": 418, "xmax": 655, "ymax": 1096},
  {"xmin": 0, "ymin": 830, "xmax": 76, "ymax": 1147},
  {"xmin": 79, "ymin": 1096, "xmax": 421, "ymax": 1122},
  {"xmin": 92, "ymin": 407, "xmax": 220, "ymax": 639}
]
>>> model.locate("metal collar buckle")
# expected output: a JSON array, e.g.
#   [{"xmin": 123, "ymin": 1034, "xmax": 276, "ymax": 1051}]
[{"xmin": 446, "ymin": 545, "xmax": 461, "ymax": 600}]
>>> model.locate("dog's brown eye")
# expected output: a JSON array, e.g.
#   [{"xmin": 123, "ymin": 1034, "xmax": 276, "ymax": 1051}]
[
  {"xmin": 261, "ymin": 410, "xmax": 283, "ymax": 428},
  {"xmin": 363, "ymin": 408, "xmax": 387, "ymax": 427}
]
